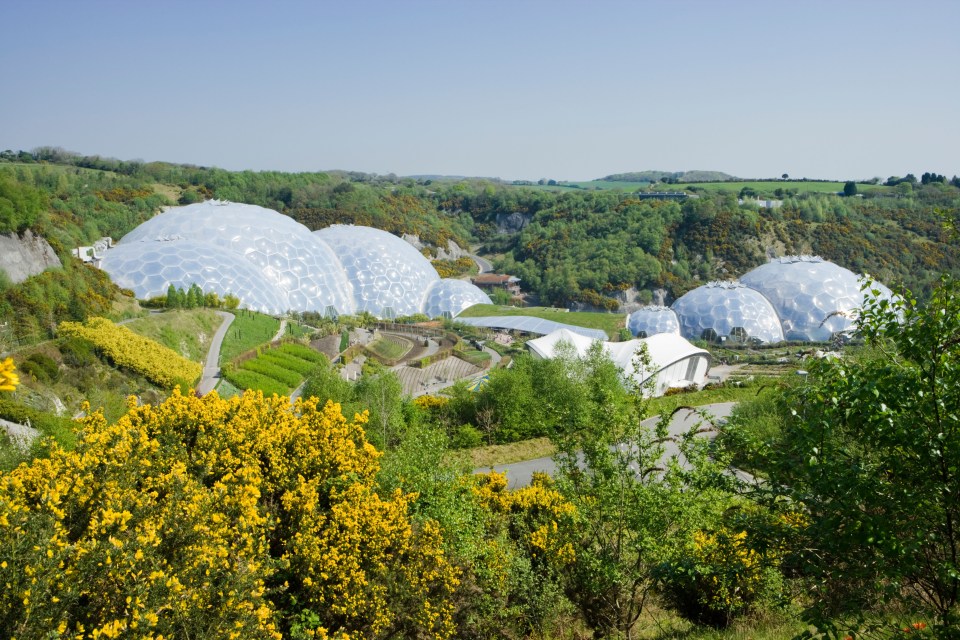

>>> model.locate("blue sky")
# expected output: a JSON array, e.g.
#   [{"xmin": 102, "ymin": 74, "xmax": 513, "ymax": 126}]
[{"xmin": 2, "ymin": 0, "xmax": 957, "ymax": 180}]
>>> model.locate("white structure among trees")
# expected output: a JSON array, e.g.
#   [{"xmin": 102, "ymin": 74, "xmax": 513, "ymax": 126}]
[{"xmin": 527, "ymin": 328, "xmax": 711, "ymax": 397}]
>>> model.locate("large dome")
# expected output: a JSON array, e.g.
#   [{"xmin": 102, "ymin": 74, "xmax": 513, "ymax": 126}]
[
  {"xmin": 100, "ymin": 240, "xmax": 289, "ymax": 314},
  {"xmin": 671, "ymin": 281, "xmax": 785, "ymax": 344},
  {"xmin": 100, "ymin": 201, "xmax": 490, "ymax": 318},
  {"xmin": 740, "ymin": 256, "xmax": 892, "ymax": 341},
  {"xmin": 117, "ymin": 201, "xmax": 354, "ymax": 314},
  {"xmin": 313, "ymin": 225, "xmax": 440, "ymax": 318},
  {"xmin": 626, "ymin": 306, "xmax": 680, "ymax": 338}
]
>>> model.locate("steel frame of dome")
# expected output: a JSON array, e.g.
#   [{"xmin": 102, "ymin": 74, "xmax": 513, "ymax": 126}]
[
  {"xmin": 100, "ymin": 202, "xmax": 490, "ymax": 318},
  {"xmin": 671, "ymin": 281, "xmax": 785, "ymax": 344},
  {"xmin": 626, "ymin": 306, "xmax": 680, "ymax": 338}
]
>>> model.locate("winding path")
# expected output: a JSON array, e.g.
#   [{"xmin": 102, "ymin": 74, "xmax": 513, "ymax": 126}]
[{"xmin": 196, "ymin": 311, "xmax": 235, "ymax": 395}]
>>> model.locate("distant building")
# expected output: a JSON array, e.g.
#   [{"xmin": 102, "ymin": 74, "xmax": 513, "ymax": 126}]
[
  {"xmin": 636, "ymin": 191, "xmax": 689, "ymax": 201},
  {"xmin": 72, "ymin": 237, "xmax": 113, "ymax": 266},
  {"xmin": 472, "ymin": 273, "xmax": 522, "ymax": 295}
]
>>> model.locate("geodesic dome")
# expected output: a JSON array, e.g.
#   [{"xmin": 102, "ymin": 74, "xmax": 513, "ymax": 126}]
[
  {"xmin": 100, "ymin": 202, "xmax": 489, "ymax": 319},
  {"xmin": 100, "ymin": 240, "xmax": 289, "ymax": 314},
  {"xmin": 626, "ymin": 306, "xmax": 680, "ymax": 338},
  {"xmin": 423, "ymin": 279, "xmax": 492, "ymax": 318},
  {"xmin": 740, "ymin": 256, "xmax": 892, "ymax": 342},
  {"xmin": 671, "ymin": 281, "xmax": 785, "ymax": 344},
  {"xmin": 313, "ymin": 225, "xmax": 440, "ymax": 318},
  {"xmin": 116, "ymin": 201, "xmax": 355, "ymax": 314}
]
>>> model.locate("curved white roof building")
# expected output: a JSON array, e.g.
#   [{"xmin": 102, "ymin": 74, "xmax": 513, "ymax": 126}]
[
  {"xmin": 527, "ymin": 328, "xmax": 711, "ymax": 397},
  {"xmin": 100, "ymin": 201, "xmax": 490, "ymax": 318}
]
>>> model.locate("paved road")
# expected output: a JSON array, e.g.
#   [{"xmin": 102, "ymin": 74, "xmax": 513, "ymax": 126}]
[
  {"xmin": 467, "ymin": 251, "xmax": 494, "ymax": 274},
  {"xmin": 196, "ymin": 311, "xmax": 235, "ymax": 395},
  {"xmin": 475, "ymin": 402, "xmax": 737, "ymax": 488}
]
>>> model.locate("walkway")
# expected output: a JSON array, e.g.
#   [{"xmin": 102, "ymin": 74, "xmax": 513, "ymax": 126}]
[
  {"xmin": 196, "ymin": 311, "xmax": 235, "ymax": 395},
  {"xmin": 271, "ymin": 318, "xmax": 287, "ymax": 342},
  {"xmin": 475, "ymin": 402, "xmax": 738, "ymax": 488}
]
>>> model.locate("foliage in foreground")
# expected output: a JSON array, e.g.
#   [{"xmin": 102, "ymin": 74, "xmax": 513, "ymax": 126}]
[
  {"xmin": 0, "ymin": 390, "xmax": 460, "ymax": 639},
  {"xmin": 58, "ymin": 317, "xmax": 202, "ymax": 389},
  {"xmin": 748, "ymin": 278, "xmax": 960, "ymax": 637}
]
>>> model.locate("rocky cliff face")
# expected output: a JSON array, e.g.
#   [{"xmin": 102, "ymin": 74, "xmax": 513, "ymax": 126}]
[{"xmin": 0, "ymin": 230, "xmax": 62, "ymax": 284}]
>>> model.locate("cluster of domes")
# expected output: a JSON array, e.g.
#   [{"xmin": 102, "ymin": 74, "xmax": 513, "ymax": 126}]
[
  {"xmin": 627, "ymin": 256, "xmax": 894, "ymax": 343},
  {"xmin": 100, "ymin": 201, "xmax": 491, "ymax": 318}
]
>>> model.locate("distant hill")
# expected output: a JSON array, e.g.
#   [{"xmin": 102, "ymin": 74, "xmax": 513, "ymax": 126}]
[{"xmin": 601, "ymin": 170, "xmax": 739, "ymax": 183}]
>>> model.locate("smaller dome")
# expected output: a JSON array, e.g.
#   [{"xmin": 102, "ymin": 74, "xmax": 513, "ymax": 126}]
[
  {"xmin": 313, "ymin": 225, "xmax": 440, "ymax": 318},
  {"xmin": 423, "ymin": 279, "xmax": 492, "ymax": 318},
  {"xmin": 671, "ymin": 281, "xmax": 784, "ymax": 344},
  {"xmin": 626, "ymin": 306, "xmax": 680, "ymax": 338}
]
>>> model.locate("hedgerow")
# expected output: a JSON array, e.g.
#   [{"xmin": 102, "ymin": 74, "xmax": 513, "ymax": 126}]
[
  {"xmin": 58, "ymin": 317, "xmax": 201, "ymax": 389},
  {"xmin": 277, "ymin": 343, "xmax": 327, "ymax": 364},
  {"xmin": 222, "ymin": 368, "xmax": 288, "ymax": 397},
  {"xmin": 259, "ymin": 351, "xmax": 317, "ymax": 375}
]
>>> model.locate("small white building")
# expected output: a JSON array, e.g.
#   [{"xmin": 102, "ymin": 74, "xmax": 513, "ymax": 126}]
[{"xmin": 527, "ymin": 328, "xmax": 711, "ymax": 397}]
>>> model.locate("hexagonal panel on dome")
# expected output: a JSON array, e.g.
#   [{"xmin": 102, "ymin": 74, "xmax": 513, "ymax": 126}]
[
  {"xmin": 423, "ymin": 279, "xmax": 492, "ymax": 318},
  {"xmin": 100, "ymin": 240, "xmax": 290, "ymax": 314},
  {"xmin": 740, "ymin": 256, "xmax": 892, "ymax": 342},
  {"xmin": 671, "ymin": 281, "xmax": 785, "ymax": 344},
  {"xmin": 626, "ymin": 306, "xmax": 680, "ymax": 338},
  {"xmin": 118, "ymin": 200, "xmax": 355, "ymax": 314},
  {"xmin": 313, "ymin": 225, "xmax": 440, "ymax": 317}
]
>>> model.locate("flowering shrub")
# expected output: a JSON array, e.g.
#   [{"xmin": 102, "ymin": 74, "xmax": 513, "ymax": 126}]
[
  {"xmin": 58, "ymin": 317, "xmax": 201, "ymax": 389},
  {"xmin": 0, "ymin": 357, "xmax": 18, "ymax": 392},
  {"xmin": 0, "ymin": 390, "xmax": 459, "ymax": 639},
  {"xmin": 657, "ymin": 524, "xmax": 784, "ymax": 626}
]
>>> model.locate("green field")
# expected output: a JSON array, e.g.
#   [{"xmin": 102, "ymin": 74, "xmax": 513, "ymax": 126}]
[
  {"xmin": 456, "ymin": 304, "xmax": 623, "ymax": 338},
  {"xmin": 519, "ymin": 178, "xmax": 891, "ymax": 197},
  {"xmin": 124, "ymin": 309, "xmax": 223, "ymax": 362},
  {"xmin": 675, "ymin": 180, "xmax": 890, "ymax": 195},
  {"xmin": 366, "ymin": 335, "xmax": 411, "ymax": 361},
  {"xmin": 219, "ymin": 311, "xmax": 281, "ymax": 362}
]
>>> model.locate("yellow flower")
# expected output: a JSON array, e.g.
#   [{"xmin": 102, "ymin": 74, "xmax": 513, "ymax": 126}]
[{"xmin": 0, "ymin": 357, "xmax": 19, "ymax": 392}]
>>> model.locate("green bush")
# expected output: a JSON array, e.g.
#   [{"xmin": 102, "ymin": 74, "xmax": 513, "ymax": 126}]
[
  {"xmin": 58, "ymin": 336, "xmax": 96, "ymax": 367},
  {"xmin": 26, "ymin": 353, "xmax": 59, "ymax": 381},
  {"xmin": 452, "ymin": 424, "xmax": 482, "ymax": 449},
  {"xmin": 0, "ymin": 399, "xmax": 77, "ymax": 451}
]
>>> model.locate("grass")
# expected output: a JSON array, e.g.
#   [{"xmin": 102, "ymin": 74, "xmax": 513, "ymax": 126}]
[
  {"xmin": 366, "ymin": 336, "xmax": 411, "ymax": 361},
  {"xmin": 450, "ymin": 437, "xmax": 555, "ymax": 469},
  {"xmin": 457, "ymin": 349, "xmax": 491, "ymax": 366},
  {"xmin": 456, "ymin": 304, "xmax": 624, "ymax": 338},
  {"xmin": 124, "ymin": 309, "xmax": 223, "ymax": 362},
  {"xmin": 219, "ymin": 310, "xmax": 281, "ymax": 362},
  {"xmin": 674, "ymin": 180, "xmax": 890, "ymax": 195}
]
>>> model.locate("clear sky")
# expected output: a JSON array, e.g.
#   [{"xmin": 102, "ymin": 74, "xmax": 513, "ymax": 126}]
[{"xmin": 2, "ymin": 0, "xmax": 957, "ymax": 181}]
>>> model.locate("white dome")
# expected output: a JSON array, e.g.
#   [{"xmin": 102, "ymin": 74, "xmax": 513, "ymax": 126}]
[
  {"xmin": 626, "ymin": 306, "xmax": 680, "ymax": 338},
  {"xmin": 423, "ymin": 279, "xmax": 492, "ymax": 318},
  {"xmin": 117, "ymin": 201, "xmax": 355, "ymax": 314},
  {"xmin": 313, "ymin": 225, "xmax": 440, "ymax": 318},
  {"xmin": 740, "ymin": 256, "xmax": 893, "ymax": 341},
  {"xmin": 101, "ymin": 202, "xmax": 495, "ymax": 319},
  {"xmin": 100, "ymin": 239, "xmax": 289, "ymax": 314},
  {"xmin": 671, "ymin": 281, "xmax": 785, "ymax": 344}
]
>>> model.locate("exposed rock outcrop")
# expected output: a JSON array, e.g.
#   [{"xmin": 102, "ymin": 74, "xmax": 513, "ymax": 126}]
[
  {"xmin": 495, "ymin": 212, "xmax": 531, "ymax": 234},
  {"xmin": 0, "ymin": 230, "xmax": 61, "ymax": 284}
]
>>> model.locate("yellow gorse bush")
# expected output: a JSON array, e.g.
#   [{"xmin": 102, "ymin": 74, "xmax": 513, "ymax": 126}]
[
  {"xmin": 472, "ymin": 471, "xmax": 577, "ymax": 566},
  {"xmin": 0, "ymin": 357, "xmax": 18, "ymax": 392},
  {"xmin": 0, "ymin": 389, "xmax": 459, "ymax": 639},
  {"xmin": 59, "ymin": 317, "xmax": 202, "ymax": 388}
]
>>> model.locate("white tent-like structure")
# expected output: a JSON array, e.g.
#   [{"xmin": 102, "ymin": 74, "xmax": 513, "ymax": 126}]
[{"xmin": 527, "ymin": 328, "xmax": 711, "ymax": 397}]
